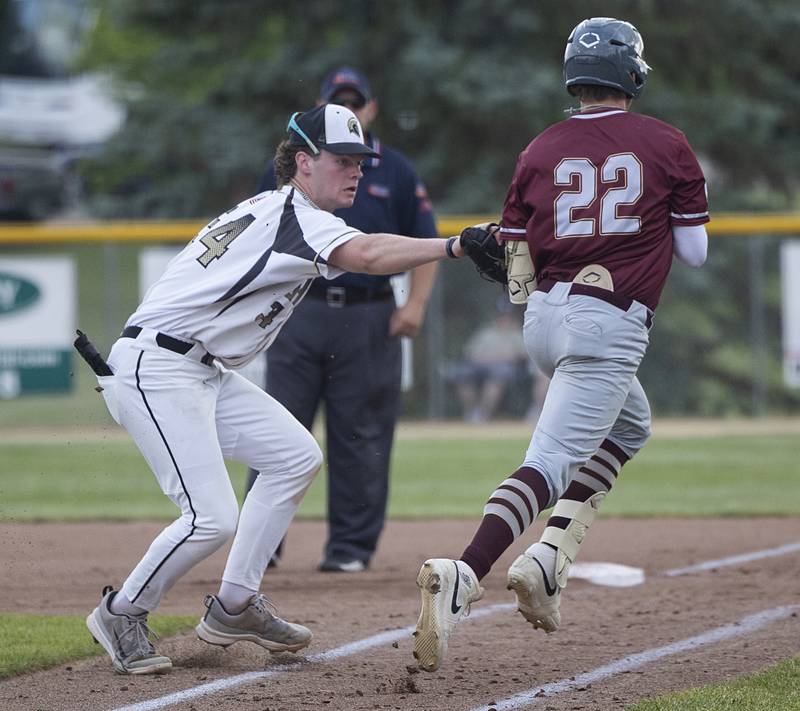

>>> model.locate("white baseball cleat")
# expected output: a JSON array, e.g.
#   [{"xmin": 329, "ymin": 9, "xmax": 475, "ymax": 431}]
[
  {"xmin": 507, "ymin": 543, "xmax": 561, "ymax": 633},
  {"xmin": 413, "ymin": 558, "xmax": 484, "ymax": 672}
]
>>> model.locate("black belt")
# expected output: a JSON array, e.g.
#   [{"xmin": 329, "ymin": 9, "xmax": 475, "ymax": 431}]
[
  {"xmin": 536, "ymin": 279, "xmax": 653, "ymax": 329},
  {"xmin": 306, "ymin": 281, "xmax": 394, "ymax": 308},
  {"xmin": 121, "ymin": 326, "xmax": 217, "ymax": 366}
]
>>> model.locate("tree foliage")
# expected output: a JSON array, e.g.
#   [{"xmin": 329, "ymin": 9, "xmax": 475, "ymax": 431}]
[{"xmin": 80, "ymin": 0, "xmax": 800, "ymax": 216}]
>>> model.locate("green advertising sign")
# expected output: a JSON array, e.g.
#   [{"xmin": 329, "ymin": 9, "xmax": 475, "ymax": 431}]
[
  {"xmin": 0, "ymin": 349, "xmax": 74, "ymax": 398},
  {"xmin": 0, "ymin": 272, "xmax": 40, "ymax": 314},
  {"xmin": 0, "ymin": 256, "xmax": 76, "ymax": 399}
]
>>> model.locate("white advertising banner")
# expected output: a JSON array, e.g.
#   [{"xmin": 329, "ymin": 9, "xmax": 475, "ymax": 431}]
[
  {"xmin": 781, "ymin": 241, "xmax": 800, "ymax": 388},
  {"xmin": 0, "ymin": 255, "xmax": 76, "ymax": 398},
  {"xmin": 139, "ymin": 246, "xmax": 182, "ymax": 300}
]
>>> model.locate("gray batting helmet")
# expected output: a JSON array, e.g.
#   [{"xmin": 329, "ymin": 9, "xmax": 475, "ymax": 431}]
[{"xmin": 564, "ymin": 17, "xmax": 651, "ymax": 99}]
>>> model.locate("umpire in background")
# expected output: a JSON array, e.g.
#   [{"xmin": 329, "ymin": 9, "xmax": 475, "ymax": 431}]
[{"xmin": 245, "ymin": 67, "xmax": 438, "ymax": 572}]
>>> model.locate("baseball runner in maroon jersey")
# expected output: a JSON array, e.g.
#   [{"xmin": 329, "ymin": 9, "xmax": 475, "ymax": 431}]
[{"xmin": 413, "ymin": 16, "xmax": 709, "ymax": 671}]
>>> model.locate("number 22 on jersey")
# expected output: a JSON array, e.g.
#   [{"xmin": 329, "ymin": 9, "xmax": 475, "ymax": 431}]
[{"xmin": 554, "ymin": 153, "xmax": 642, "ymax": 239}]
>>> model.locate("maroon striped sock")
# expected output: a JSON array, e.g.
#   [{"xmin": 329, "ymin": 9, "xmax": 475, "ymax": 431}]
[
  {"xmin": 545, "ymin": 438, "xmax": 630, "ymax": 532},
  {"xmin": 460, "ymin": 466, "xmax": 551, "ymax": 581}
]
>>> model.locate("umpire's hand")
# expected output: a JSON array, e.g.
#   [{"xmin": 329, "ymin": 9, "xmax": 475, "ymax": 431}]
[{"xmin": 390, "ymin": 301, "xmax": 426, "ymax": 338}]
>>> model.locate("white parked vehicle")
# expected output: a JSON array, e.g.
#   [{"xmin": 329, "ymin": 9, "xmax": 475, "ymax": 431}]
[{"xmin": 0, "ymin": 0, "xmax": 124, "ymax": 220}]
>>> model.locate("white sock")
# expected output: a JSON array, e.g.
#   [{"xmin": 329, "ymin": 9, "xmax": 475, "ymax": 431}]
[
  {"xmin": 217, "ymin": 581, "xmax": 257, "ymax": 614},
  {"xmin": 109, "ymin": 591, "xmax": 147, "ymax": 617}
]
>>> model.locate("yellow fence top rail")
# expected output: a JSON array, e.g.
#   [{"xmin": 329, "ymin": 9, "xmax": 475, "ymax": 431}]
[{"xmin": 0, "ymin": 212, "xmax": 797, "ymax": 244}]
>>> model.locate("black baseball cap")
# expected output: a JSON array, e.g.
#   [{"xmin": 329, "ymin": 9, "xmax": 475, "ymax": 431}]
[
  {"xmin": 319, "ymin": 66, "xmax": 372, "ymax": 103},
  {"xmin": 287, "ymin": 104, "xmax": 379, "ymax": 157}
]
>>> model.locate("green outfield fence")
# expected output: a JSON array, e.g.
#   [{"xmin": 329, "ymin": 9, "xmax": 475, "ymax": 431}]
[{"xmin": 0, "ymin": 213, "xmax": 798, "ymax": 422}]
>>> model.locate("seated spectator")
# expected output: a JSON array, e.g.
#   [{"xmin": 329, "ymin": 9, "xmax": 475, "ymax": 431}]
[{"xmin": 446, "ymin": 303, "xmax": 529, "ymax": 422}]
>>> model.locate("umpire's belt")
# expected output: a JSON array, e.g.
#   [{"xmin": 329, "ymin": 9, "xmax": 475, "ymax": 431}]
[
  {"xmin": 306, "ymin": 281, "xmax": 394, "ymax": 308},
  {"xmin": 121, "ymin": 326, "xmax": 217, "ymax": 366},
  {"xmin": 536, "ymin": 279, "xmax": 653, "ymax": 330}
]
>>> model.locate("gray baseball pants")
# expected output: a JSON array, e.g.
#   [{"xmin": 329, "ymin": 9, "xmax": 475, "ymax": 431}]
[{"xmin": 521, "ymin": 282, "xmax": 652, "ymax": 501}]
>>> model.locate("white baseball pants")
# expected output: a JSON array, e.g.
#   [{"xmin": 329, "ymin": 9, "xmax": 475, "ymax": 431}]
[{"xmin": 101, "ymin": 329, "xmax": 322, "ymax": 611}]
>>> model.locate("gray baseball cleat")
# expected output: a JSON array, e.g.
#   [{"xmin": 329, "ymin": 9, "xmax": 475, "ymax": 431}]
[
  {"xmin": 86, "ymin": 586, "xmax": 173, "ymax": 675},
  {"xmin": 195, "ymin": 594, "xmax": 312, "ymax": 653},
  {"xmin": 413, "ymin": 558, "xmax": 484, "ymax": 672},
  {"xmin": 507, "ymin": 542, "xmax": 562, "ymax": 632}
]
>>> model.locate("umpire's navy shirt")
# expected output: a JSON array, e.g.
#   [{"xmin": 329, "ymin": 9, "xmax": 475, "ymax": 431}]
[{"xmin": 258, "ymin": 134, "xmax": 438, "ymax": 291}]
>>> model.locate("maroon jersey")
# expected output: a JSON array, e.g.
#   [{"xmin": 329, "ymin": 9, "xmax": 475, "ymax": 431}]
[{"xmin": 500, "ymin": 108, "xmax": 709, "ymax": 310}]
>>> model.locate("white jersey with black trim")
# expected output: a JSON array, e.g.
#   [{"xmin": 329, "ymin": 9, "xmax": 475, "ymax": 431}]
[{"xmin": 127, "ymin": 186, "xmax": 362, "ymax": 368}]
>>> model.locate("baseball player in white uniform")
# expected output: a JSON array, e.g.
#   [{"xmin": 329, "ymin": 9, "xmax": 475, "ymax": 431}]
[{"xmin": 85, "ymin": 104, "xmax": 465, "ymax": 675}]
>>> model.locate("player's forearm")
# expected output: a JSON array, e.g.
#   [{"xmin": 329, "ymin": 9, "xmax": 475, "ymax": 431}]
[{"xmin": 330, "ymin": 233, "xmax": 454, "ymax": 274}]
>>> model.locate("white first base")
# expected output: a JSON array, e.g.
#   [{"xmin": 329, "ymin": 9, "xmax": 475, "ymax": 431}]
[{"xmin": 568, "ymin": 562, "xmax": 645, "ymax": 587}]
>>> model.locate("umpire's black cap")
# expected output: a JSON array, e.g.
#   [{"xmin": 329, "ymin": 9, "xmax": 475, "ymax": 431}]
[{"xmin": 287, "ymin": 104, "xmax": 379, "ymax": 158}]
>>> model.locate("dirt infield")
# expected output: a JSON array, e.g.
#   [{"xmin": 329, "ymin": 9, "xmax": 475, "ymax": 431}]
[{"xmin": 2, "ymin": 517, "xmax": 799, "ymax": 710}]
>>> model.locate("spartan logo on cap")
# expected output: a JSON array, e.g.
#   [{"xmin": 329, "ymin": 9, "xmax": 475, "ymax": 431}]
[
  {"xmin": 579, "ymin": 31, "xmax": 601, "ymax": 48},
  {"xmin": 347, "ymin": 117, "xmax": 360, "ymax": 136}
]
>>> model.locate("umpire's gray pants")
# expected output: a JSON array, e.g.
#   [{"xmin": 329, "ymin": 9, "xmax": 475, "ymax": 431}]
[{"xmin": 522, "ymin": 282, "xmax": 652, "ymax": 503}]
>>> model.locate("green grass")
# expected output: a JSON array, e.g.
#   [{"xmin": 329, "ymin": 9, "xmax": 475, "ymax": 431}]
[
  {"xmin": 598, "ymin": 435, "xmax": 800, "ymax": 516},
  {"xmin": 0, "ymin": 613, "xmax": 195, "ymax": 679},
  {"xmin": 1, "ymin": 433, "xmax": 799, "ymax": 521},
  {"xmin": 390, "ymin": 434, "xmax": 800, "ymax": 518},
  {"xmin": 627, "ymin": 657, "xmax": 800, "ymax": 710}
]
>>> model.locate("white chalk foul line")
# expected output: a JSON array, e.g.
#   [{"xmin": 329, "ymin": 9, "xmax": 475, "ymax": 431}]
[
  {"xmin": 663, "ymin": 540, "xmax": 800, "ymax": 577},
  {"xmin": 467, "ymin": 604, "xmax": 799, "ymax": 711},
  {"xmin": 109, "ymin": 603, "xmax": 516, "ymax": 711}
]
